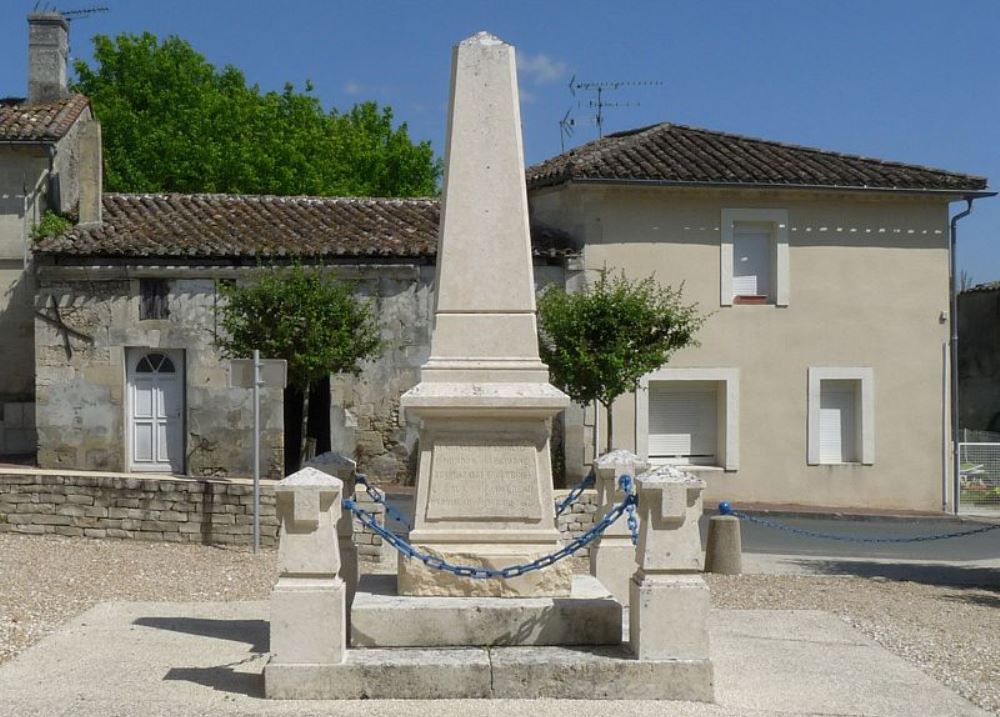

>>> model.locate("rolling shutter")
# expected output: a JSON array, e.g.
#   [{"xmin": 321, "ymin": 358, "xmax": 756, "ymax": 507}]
[
  {"xmin": 648, "ymin": 382, "xmax": 717, "ymax": 459},
  {"xmin": 819, "ymin": 380, "xmax": 858, "ymax": 463},
  {"xmin": 733, "ymin": 224, "xmax": 772, "ymax": 297}
]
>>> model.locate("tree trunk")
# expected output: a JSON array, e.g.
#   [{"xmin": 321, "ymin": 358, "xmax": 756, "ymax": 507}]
[
  {"xmin": 603, "ymin": 399, "xmax": 614, "ymax": 456},
  {"xmin": 299, "ymin": 381, "xmax": 311, "ymax": 468}
]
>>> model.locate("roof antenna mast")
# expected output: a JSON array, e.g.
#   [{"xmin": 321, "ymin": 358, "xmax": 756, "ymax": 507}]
[
  {"xmin": 563, "ymin": 75, "xmax": 662, "ymax": 143},
  {"xmin": 54, "ymin": 5, "xmax": 110, "ymax": 20}
]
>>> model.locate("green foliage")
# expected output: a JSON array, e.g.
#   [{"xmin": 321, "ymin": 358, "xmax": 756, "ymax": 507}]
[
  {"xmin": 32, "ymin": 210, "xmax": 73, "ymax": 240},
  {"xmin": 73, "ymin": 32, "xmax": 441, "ymax": 196},
  {"xmin": 537, "ymin": 269, "xmax": 705, "ymax": 447},
  {"xmin": 216, "ymin": 265, "xmax": 383, "ymax": 389}
]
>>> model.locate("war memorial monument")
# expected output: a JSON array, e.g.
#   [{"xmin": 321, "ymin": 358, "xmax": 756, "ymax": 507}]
[{"xmin": 262, "ymin": 31, "xmax": 714, "ymax": 701}]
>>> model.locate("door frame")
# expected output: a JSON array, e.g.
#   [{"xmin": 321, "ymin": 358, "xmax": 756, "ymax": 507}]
[{"xmin": 125, "ymin": 347, "xmax": 186, "ymax": 474}]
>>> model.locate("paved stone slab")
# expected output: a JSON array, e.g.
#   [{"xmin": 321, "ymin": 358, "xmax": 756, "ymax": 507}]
[
  {"xmin": 351, "ymin": 573, "xmax": 621, "ymax": 647},
  {"xmin": 491, "ymin": 645, "xmax": 713, "ymax": 701},
  {"xmin": 266, "ymin": 648, "xmax": 491, "ymax": 699},
  {"xmin": 268, "ymin": 643, "xmax": 708, "ymax": 701},
  {"xmin": 0, "ymin": 601, "xmax": 990, "ymax": 716}
]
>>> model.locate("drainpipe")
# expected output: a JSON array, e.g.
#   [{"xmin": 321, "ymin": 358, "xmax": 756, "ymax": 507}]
[{"xmin": 950, "ymin": 198, "xmax": 974, "ymax": 514}]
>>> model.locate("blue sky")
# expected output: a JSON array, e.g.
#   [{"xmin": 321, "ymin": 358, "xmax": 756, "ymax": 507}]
[{"xmin": 3, "ymin": 1, "xmax": 998, "ymax": 283}]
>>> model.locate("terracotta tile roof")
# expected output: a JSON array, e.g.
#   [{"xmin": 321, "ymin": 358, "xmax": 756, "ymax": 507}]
[
  {"xmin": 526, "ymin": 122, "xmax": 988, "ymax": 193},
  {"xmin": 0, "ymin": 94, "xmax": 90, "ymax": 142},
  {"xmin": 35, "ymin": 193, "xmax": 577, "ymax": 259}
]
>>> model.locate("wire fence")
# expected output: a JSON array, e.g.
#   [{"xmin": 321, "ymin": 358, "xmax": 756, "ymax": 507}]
[{"xmin": 959, "ymin": 442, "xmax": 1000, "ymax": 513}]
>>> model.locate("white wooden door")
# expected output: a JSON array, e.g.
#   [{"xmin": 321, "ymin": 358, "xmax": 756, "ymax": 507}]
[{"xmin": 128, "ymin": 349, "xmax": 184, "ymax": 473}]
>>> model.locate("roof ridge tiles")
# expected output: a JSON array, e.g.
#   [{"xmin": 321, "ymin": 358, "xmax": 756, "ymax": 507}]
[{"xmin": 527, "ymin": 120, "xmax": 988, "ymax": 191}]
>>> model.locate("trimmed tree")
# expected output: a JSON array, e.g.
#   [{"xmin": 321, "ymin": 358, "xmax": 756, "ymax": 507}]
[
  {"xmin": 216, "ymin": 265, "xmax": 383, "ymax": 471},
  {"xmin": 536, "ymin": 269, "xmax": 706, "ymax": 452}
]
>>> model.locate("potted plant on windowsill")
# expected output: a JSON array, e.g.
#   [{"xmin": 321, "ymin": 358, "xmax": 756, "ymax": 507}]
[{"xmin": 734, "ymin": 294, "xmax": 768, "ymax": 305}]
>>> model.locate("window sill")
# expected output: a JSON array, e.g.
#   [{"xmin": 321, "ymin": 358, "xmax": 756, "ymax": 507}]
[{"xmin": 732, "ymin": 295, "xmax": 771, "ymax": 306}]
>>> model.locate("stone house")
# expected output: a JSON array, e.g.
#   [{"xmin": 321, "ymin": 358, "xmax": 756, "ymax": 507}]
[
  {"xmin": 0, "ymin": 13, "xmax": 101, "ymax": 457},
  {"xmin": 528, "ymin": 122, "xmax": 992, "ymax": 511},
  {"xmin": 32, "ymin": 193, "xmax": 574, "ymax": 479}
]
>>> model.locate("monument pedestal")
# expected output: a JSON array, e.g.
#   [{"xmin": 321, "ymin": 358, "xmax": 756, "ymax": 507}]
[{"xmin": 399, "ymin": 387, "xmax": 571, "ymax": 597}]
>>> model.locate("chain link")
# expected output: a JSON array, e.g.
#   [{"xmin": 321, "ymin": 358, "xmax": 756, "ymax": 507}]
[
  {"xmin": 719, "ymin": 502, "xmax": 1000, "ymax": 544},
  {"xmin": 554, "ymin": 470, "xmax": 596, "ymax": 517},
  {"xmin": 354, "ymin": 474, "xmax": 413, "ymax": 531},
  {"xmin": 344, "ymin": 474, "xmax": 638, "ymax": 580}
]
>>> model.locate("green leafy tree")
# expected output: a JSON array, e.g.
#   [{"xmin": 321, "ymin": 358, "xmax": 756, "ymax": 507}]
[
  {"xmin": 73, "ymin": 32, "xmax": 440, "ymax": 196},
  {"xmin": 217, "ymin": 265, "xmax": 383, "ymax": 469},
  {"xmin": 537, "ymin": 269, "xmax": 706, "ymax": 452}
]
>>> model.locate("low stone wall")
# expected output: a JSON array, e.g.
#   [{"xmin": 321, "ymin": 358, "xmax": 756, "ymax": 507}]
[
  {"xmin": 0, "ymin": 473, "xmax": 600, "ymax": 560},
  {"xmin": 0, "ymin": 471, "xmax": 280, "ymax": 546},
  {"xmin": 554, "ymin": 488, "xmax": 599, "ymax": 557}
]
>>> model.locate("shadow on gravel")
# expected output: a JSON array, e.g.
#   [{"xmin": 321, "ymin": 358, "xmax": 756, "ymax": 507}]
[
  {"xmin": 787, "ymin": 559, "xmax": 1000, "ymax": 588},
  {"xmin": 133, "ymin": 617, "xmax": 269, "ymax": 652}
]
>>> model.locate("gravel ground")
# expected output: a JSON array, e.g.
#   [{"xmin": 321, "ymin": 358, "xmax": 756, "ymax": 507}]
[{"xmin": 1, "ymin": 533, "xmax": 997, "ymax": 714}]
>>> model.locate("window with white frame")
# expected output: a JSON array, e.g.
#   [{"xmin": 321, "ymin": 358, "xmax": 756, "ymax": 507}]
[
  {"xmin": 648, "ymin": 381, "xmax": 718, "ymax": 463},
  {"xmin": 721, "ymin": 209, "xmax": 789, "ymax": 307},
  {"xmin": 636, "ymin": 368, "xmax": 740, "ymax": 471},
  {"xmin": 808, "ymin": 367, "xmax": 874, "ymax": 465}
]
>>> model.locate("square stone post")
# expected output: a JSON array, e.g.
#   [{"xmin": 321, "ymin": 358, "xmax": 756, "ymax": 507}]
[
  {"xmin": 305, "ymin": 452, "xmax": 359, "ymax": 610},
  {"xmin": 589, "ymin": 449, "xmax": 647, "ymax": 606},
  {"xmin": 629, "ymin": 466, "xmax": 711, "ymax": 662},
  {"xmin": 265, "ymin": 467, "xmax": 346, "ymax": 694}
]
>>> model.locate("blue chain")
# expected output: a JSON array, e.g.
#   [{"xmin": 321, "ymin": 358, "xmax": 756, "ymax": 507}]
[
  {"xmin": 555, "ymin": 470, "xmax": 596, "ymax": 517},
  {"xmin": 625, "ymin": 490, "xmax": 639, "ymax": 547},
  {"xmin": 354, "ymin": 474, "xmax": 413, "ymax": 531},
  {"xmin": 344, "ymin": 474, "xmax": 638, "ymax": 580},
  {"xmin": 718, "ymin": 501, "xmax": 1000, "ymax": 544}
]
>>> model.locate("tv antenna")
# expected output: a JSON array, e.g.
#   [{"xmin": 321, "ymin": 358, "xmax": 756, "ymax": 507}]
[
  {"xmin": 33, "ymin": 4, "xmax": 110, "ymax": 20},
  {"xmin": 566, "ymin": 75, "xmax": 662, "ymax": 140}
]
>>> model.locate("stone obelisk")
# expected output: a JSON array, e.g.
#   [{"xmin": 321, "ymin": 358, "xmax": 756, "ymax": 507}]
[{"xmin": 398, "ymin": 31, "xmax": 571, "ymax": 597}]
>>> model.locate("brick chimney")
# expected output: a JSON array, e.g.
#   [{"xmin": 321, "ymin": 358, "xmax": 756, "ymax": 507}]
[{"xmin": 27, "ymin": 12, "xmax": 69, "ymax": 103}]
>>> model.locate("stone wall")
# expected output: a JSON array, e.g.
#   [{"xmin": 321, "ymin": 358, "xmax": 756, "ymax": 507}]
[
  {"xmin": 33, "ymin": 274, "xmax": 284, "ymax": 477},
  {"xmin": 0, "ymin": 473, "xmax": 601, "ymax": 561},
  {"xmin": 0, "ymin": 471, "xmax": 279, "ymax": 546},
  {"xmin": 553, "ymin": 488, "xmax": 599, "ymax": 558}
]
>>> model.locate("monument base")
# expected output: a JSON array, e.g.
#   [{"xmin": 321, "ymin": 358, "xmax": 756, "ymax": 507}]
[
  {"xmin": 264, "ymin": 645, "xmax": 714, "ymax": 701},
  {"xmin": 397, "ymin": 543, "xmax": 573, "ymax": 597},
  {"xmin": 352, "ymin": 573, "xmax": 620, "ymax": 647},
  {"xmin": 590, "ymin": 540, "xmax": 638, "ymax": 607}
]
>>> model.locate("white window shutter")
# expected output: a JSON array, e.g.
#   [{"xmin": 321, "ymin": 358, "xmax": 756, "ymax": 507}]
[
  {"xmin": 733, "ymin": 226, "xmax": 771, "ymax": 297},
  {"xmin": 819, "ymin": 381, "xmax": 858, "ymax": 463},
  {"xmin": 648, "ymin": 384, "xmax": 717, "ymax": 458}
]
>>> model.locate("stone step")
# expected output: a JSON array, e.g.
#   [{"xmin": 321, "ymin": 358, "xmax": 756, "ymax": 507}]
[
  {"xmin": 265, "ymin": 645, "xmax": 714, "ymax": 700},
  {"xmin": 351, "ymin": 573, "xmax": 621, "ymax": 647}
]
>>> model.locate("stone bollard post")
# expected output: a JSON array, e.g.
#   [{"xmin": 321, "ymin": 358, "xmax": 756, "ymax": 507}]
[
  {"xmin": 305, "ymin": 452, "xmax": 359, "ymax": 611},
  {"xmin": 629, "ymin": 465, "xmax": 710, "ymax": 662},
  {"xmin": 266, "ymin": 467, "xmax": 347, "ymax": 680},
  {"xmin": 589, "ymin": 449, "xmax": 648, "ymax": 606},
  {"xmin": 704, "ymin": 514, "xmax": 742, "ymax": 575}
]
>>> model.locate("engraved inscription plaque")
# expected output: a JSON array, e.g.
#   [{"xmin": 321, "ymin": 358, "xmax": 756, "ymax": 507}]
[{"xmin": 426, "ymin": 438, "xmax": 542, "ymax": 520}]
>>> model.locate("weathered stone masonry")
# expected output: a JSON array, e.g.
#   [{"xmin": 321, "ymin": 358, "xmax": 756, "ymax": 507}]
[
  {"xmin": 34, "ymin": 270, "xmax": 286, "ymax": 477},
  {"xmin": 0, "ymin": 472, "xmax": 599, "ymax": 557},
  {"xmin": 0, "ymin": 472, "xmax": 280, "ymax": 546}
]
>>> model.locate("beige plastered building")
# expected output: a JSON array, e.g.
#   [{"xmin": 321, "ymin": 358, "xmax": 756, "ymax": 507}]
[{"xmin": 528, "ymin": 123, "xmax": 993, "ymax": 512}]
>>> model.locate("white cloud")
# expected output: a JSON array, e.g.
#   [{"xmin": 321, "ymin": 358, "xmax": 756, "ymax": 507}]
[
  {"xmin": 343, "ymin": 81, "xmax": 362, "ymax": 96},
  {"xmin": 517, "ymin": 52, "xmax": 568, "ymax": 85},
  {"xmin": 519, "ymin": 87, "xmax": 536, "ymax": 104}
]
